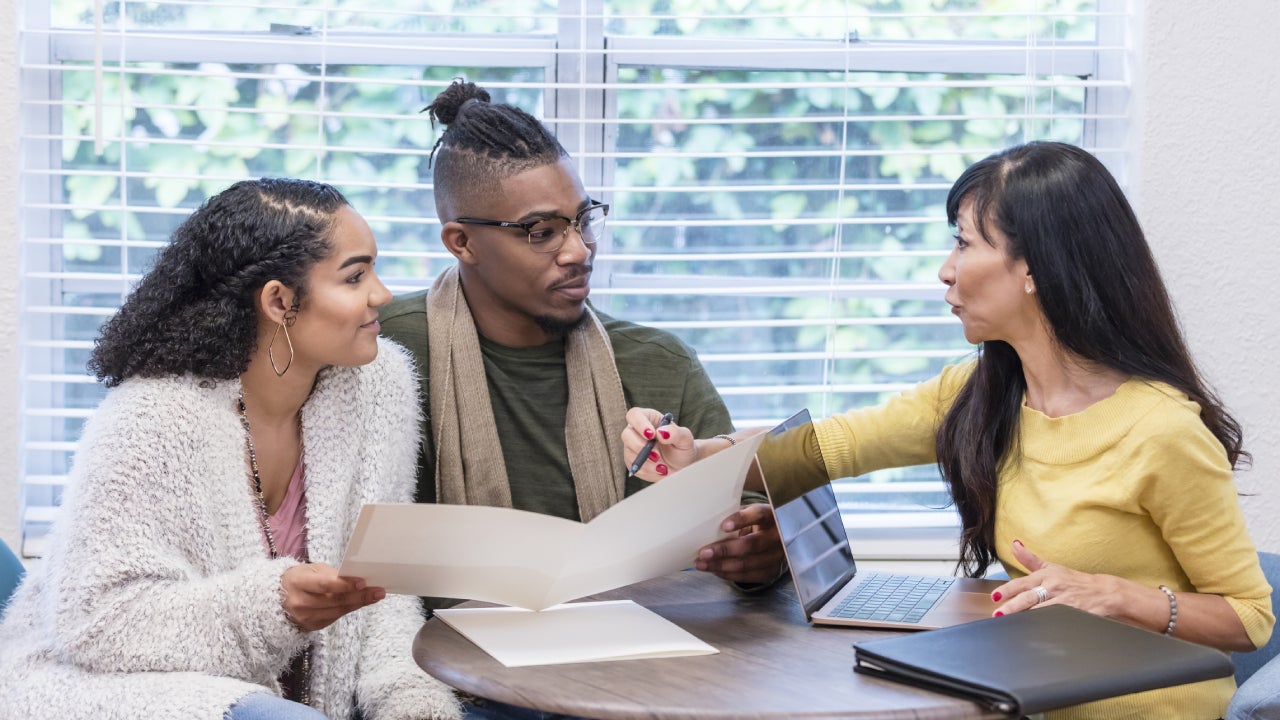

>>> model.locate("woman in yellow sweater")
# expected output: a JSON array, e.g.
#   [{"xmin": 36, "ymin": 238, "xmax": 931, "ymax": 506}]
[{"xmin": 623, "ymin": 141, "xmax": 1273, "ymax": 720}]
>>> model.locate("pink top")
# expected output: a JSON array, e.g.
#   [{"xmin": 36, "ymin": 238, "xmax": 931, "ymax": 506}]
[{"xmin": 267, "ymin": 460, "xmax": 309, "ymax": 562}]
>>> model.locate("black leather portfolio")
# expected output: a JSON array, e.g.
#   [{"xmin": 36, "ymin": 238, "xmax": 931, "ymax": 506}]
[{"xmin": 852, "ymin": 604, "xmax": 1234, "ymax": 716}]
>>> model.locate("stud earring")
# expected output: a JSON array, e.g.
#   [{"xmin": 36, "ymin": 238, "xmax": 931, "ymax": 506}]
[{"xmin": 1025, "ymin": 283, "xmax": 1034, "ymax": 295}]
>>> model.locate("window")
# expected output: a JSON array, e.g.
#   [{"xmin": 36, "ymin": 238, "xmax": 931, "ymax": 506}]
[{"xmin": 17, "ymin": 0, "xmax": 1131, "ymax": 557}]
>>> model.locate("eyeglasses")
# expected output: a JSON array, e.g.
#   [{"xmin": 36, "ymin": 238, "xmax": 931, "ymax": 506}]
[{"xmin": 454, "ymin": 202, "xmax": 609, "ymax": 254}]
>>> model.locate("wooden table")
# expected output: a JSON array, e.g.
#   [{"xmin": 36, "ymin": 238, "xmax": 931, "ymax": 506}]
[{"xmin": 413, "ymin": 570, "xmax": 1008, "ymax": 719}]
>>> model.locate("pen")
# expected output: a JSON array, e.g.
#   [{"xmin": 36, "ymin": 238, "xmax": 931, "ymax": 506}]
[{"xmin": 627, "ymin": 412, "xmax": 674, "ymax": 477}]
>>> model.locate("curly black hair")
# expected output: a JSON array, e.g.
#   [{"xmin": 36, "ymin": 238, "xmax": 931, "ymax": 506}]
[
  {"xmin": 88, "ymin": 178, "xmax": 349, "ymax": 387},
  {"xmin": 423, "ymin": 78, "xmax": 567, "ymax": 217}
]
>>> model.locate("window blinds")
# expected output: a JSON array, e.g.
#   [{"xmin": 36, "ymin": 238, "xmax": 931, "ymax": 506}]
[{"xmin": 17, "ymin": 0, "xmax": 1131, "ymax": 556}]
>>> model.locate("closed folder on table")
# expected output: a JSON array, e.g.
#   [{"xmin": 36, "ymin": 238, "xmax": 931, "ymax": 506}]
[{"xmin": 852, "ymin": 604, "xmax": 1233, "ymax": 716}]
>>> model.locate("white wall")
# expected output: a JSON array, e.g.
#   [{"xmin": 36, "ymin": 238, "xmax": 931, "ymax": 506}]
[
  {"xmin": 1, "ymin": 0, "xmax": 20, "ymax": 550},
  {"xmin": 0, "ymin": 2, "xmax": 1276, "ymax": 553},
  {"xmin": 1133, "ymin": 0, "xmax": 1280, "ymax": 552}
]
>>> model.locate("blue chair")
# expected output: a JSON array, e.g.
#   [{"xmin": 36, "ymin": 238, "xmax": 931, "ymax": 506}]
[
  {"xmin": 1234, "ymin": 551, "xmax": 1280, "ymax": 686},
  {"xmin": 0, "ymin": 537, "xmax": 25, "ymax": 612}
]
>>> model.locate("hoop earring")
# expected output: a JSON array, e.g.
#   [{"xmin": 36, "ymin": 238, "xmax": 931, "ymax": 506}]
[{"xmin": 268, "ymin": 321, "xmax": 294, "ymax": 377}]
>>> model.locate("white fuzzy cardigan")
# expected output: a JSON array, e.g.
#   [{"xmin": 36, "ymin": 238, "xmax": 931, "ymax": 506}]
[{"xmin": 0, "ymin": 339, "xmax": 461, "ymax": 720}]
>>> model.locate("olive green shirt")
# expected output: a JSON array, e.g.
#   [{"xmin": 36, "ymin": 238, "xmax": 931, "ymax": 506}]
[{"xmin": 379, "ymin": 290, "xmax": 736, "ymax": 518}]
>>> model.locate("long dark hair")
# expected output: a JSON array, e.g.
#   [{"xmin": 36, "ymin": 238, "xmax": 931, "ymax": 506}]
[
  {"xmin": 935, "ymin": 141, "xmax": 1247, "ymax": 577},
  {"xmin": 89, "ymin": 178, "xmax": 349, "ymax": 386},
  {"xmin": 423, "ymin": 78, "xmax": 567, "ymax": 216}
]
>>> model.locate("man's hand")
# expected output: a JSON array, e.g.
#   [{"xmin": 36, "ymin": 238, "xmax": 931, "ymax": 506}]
[{"xmin": 695, "ymin": 503, "xmax": 785, "ymax": 585}]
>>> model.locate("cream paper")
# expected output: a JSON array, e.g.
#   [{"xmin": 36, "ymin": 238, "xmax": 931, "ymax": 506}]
[
  {"xmin": 338, "ymin": 430, "xmax": 766, "ymax": 610},
  {"xmin": 434, "ymin": 600, "xmax": 717, "ymax": 667}
]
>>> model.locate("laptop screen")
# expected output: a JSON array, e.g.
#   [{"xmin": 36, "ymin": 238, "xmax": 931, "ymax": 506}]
[{"xmin": 757, "ymin": 409, "xmax": 858, "ymax": 620}]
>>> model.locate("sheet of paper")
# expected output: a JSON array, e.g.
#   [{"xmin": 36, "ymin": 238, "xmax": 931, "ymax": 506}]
[
  {"xmin": 435, "ymin": 600, "xmax": 718, "ymax": 667},
  {"xmin": 338, "ymin": 431, "xmax": 767, "ymax": 609}
]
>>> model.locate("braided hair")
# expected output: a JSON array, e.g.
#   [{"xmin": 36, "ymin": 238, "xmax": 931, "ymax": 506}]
[
  {"xmin": 423, "ymin": 79, "xmax": 567, "ymax": 217},
  {"xmin": 89, "ymin": 178, "xmax": 348, "ymax": 386}
]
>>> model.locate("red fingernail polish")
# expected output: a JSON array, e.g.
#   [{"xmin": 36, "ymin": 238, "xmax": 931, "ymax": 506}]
[
  {"xmin": 992, "ymin": 591, "xmax": 1002, "ymax": 601},
  {"xmin": 643, "ymin": 428, "xmax": 654, "ymax": 439},
  {"xmin": 994, "ymin": 611, "xmax": 1004, "ymax": 617},
  {"xmin": 659, "ymin": 429, "xmax": 670, "ymax": 439},
  {"xmin": 649, "ymin": 451, "xmax": 660, "ymax": 461},
  {"xmin": 656, "ymin": 464, "xmax": 668, "ymax": 475}
]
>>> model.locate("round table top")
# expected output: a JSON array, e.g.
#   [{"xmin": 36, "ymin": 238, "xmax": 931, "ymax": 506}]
[{"xmin": 413, "ymin": 570, "xmax": 1006, "ymax": 720}]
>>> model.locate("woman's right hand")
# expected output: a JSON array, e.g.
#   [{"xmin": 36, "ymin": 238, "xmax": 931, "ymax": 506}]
[
  {"xmin": 621, "ymin": 407, "xmax": 702, "ymax": 481},
  {"xmin": 280, "ymin": 562, "xmax": 384, "ymax": 632}
]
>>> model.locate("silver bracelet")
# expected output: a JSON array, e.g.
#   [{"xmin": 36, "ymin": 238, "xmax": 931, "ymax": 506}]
[
  {"xmin": 1158, "ymin": 584, "xmax": 1178, "ymax": 636},
  {"xmin": 713, "ymin": 433, "xmax": 737, "ymax": 446}
]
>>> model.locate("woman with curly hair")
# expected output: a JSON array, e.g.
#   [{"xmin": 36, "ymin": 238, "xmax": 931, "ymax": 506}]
[{"xmin": 0, "ymin": 179, "xmax": 461, "ymax": 720}]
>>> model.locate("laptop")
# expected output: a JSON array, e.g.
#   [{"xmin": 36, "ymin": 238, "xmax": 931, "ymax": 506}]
[{"xmin": 757, "ymin": 409, "xmax": 1001, "ymax": 630}]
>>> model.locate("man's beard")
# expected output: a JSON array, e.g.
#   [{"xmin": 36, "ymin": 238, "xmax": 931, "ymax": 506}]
[{"xmin": 534, "ymin": 309, "xmax": 589, "ymax": 338}]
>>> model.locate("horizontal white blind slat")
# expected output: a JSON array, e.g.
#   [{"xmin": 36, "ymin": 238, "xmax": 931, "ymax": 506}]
[
  {"xmin": 839, "ymin": 481, "xmax": 948, "ymax": 495},
  {"xmin": 24, "ymin": 374, "xmax": 101, "ymax": 384},
  {"xmin": 25, "ymin": 408, "xmax": 96, "ymax": 418},
  {"xmin": 25, "ymin": 441, "xmax": 80, "ymax": 452},
  {"xmin": 698, "ymin": 349, "xmax": 964, "ymax": 362},
  {"xmin": 22, "ymin": 340, "xmax": 96, "ymax": 349},
  {"xmin": 22, "ymin": 507, "xmax": 61, "ymax": 523},
  {"xmin": 718, "ymin": 383, "xmax": 913, "ymax": 395},
  {"xmin": 844, "ymin": 512, "xmax": 960, "ymax": 530},
  {"xmin": 638, "ymin": 317, "xmax": 960, "ymax": 329},
  {"xmin": 23, "ymin": 306, "xmax": 118, "ymax": 316},
  {"xmin": 22, "ymin": 475, "xmax": 70, "ymax": 487}
]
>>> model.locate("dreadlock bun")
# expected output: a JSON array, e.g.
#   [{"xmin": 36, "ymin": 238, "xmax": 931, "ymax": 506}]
[
  {"xmin": 424, "ymin": 77, "xmax": 567, "ymax": 215},
  {"xmin": 425, "ymin": 79, "xmax": 491, "ymax": 127}
]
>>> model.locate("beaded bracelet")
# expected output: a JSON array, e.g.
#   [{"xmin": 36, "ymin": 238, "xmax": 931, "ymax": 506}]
[
  {"xmin": 1158, "ymin": 584, "xmax": 1178, "ymax": 636},
  {"xmin": 713, "ymin": 433, "xmax": 737, "ymax": 446}
]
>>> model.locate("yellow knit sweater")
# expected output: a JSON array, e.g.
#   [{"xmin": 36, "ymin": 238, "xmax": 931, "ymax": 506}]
[{"xmin": 813, "ymin": 361, "xmax": 1273, "ymax": 720}]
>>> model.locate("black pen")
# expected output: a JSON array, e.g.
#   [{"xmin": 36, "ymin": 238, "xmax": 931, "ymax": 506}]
[{"xmin": 627, "ymin": 412, "xmax": 674, "ymax": 477}]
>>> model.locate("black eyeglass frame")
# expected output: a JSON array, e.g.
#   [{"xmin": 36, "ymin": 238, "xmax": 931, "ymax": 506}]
[{"xmin": 454, "ymin": 201, "xmax": 610, "ymax": 253}]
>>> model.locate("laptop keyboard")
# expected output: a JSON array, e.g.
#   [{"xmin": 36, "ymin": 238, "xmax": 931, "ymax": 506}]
[{"xmin": 830, "ymin": 572, "xmax": 955, "ymax": 624}]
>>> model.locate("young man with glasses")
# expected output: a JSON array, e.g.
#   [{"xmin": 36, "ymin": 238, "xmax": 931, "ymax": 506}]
[{"xmin": 379, "ymin": 81, "xmax": 785, "ymax": 609}]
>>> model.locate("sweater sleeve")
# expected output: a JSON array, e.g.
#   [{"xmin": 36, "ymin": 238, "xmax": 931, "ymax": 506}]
[
  {"xmin": 43, "ymin": 384, "xmax": 306, "ymax": 680},
  {"xmin": 1136, "ymin": 410, "xmax": 1275, "ymax": 649},
  {"xmin": 356, "ymin": 595, "xmax": 461, "ymax": 720},
  {"xmin": 48, "ymin": 553, "xmax": 303, "ymax": 680},
  {"xmin": 813, "ymin": 361, "xmax": 971, "ymax": 480}
]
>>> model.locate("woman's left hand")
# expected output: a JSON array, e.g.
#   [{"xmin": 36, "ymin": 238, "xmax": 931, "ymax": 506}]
[
  {"xmin": 990, "ymin": 539, "xmax": 1121, "ymax": 618},
  {"xmin": 992, "ymin": 540, "xmax": 1256, "ymax": 651},
  {"xmin": 281, "ymin": 562, "xmax": 385, "ymax": 632}
]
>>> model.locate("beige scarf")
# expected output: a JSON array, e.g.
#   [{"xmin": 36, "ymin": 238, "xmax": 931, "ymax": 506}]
[{"xmin": 426, "ymin": 265, "xmax": 629, "ymax": 521}]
